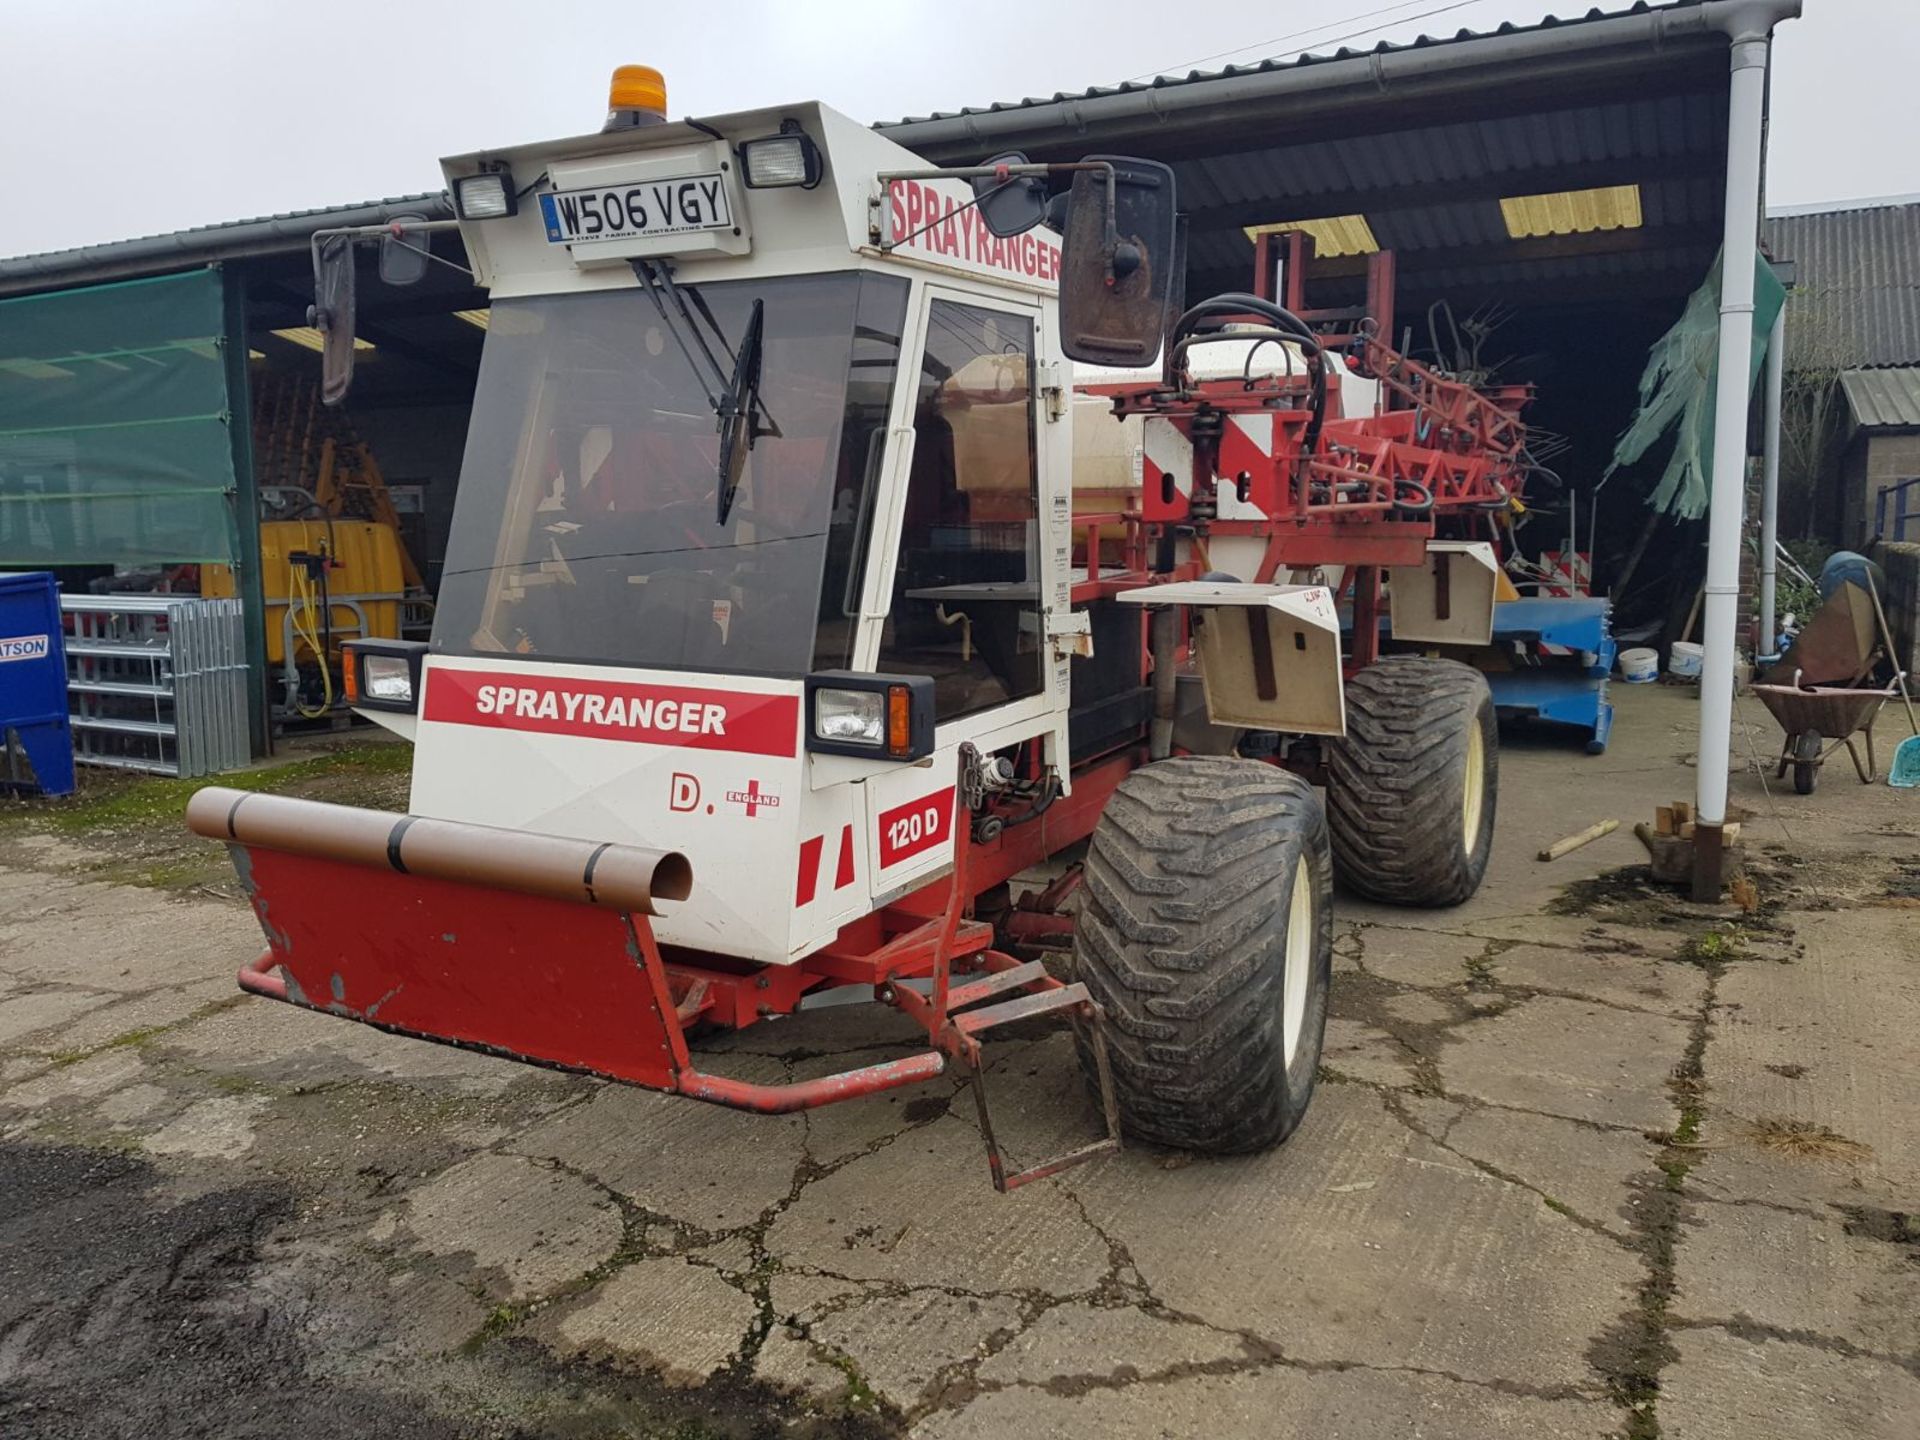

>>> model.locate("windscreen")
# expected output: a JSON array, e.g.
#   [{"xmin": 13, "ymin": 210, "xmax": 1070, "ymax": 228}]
[{"xmin": 434, "ymin": 271, "xmax": 907, "ymax": 674}]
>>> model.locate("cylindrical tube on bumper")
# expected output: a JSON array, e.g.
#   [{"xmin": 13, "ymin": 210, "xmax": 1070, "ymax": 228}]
[{"xmin": 186, "ymin": 788, "xmax": 692, "ymax": 915}]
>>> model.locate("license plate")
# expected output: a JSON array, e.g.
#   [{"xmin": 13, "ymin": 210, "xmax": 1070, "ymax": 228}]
[{"xmin": 540, "ymin": 175, "xmax": 732, "ymax": 246}]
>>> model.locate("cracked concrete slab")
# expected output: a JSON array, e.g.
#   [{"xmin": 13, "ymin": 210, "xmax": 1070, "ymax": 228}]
[
  {"xmin": 376, "ymin": 1151, "xmax": 623, "ymax": 1301},
  {"xmin": 1660, "ymin": 1328, "xmax": 1920, "ymax": 1440},
  {"xmin": 506, "ymin": 1075, "xmax": 806, "ymax": 1231},
  {"xmin": 4, "ymin": 682, "xmax": 1917, "ymax": 1437},
  {"xmin": 1480, "ymin": 942, "xmax": 1710, "ymax": 1019},
  {"xmin": 1674, "ymin": 1199, "xmax": 1920, "ymax": 1360},
  {"xmin": 0, "ymin": 878, "xmax": 257, "ymax": 993},
  {"xmin": 1440, "ymin": 992, "xmax": 1687, "ymax": 1131},
  {"xmin": 809, "ymin": 1289, "xmax": 1024, "ymax": 1409},
  {"xmin": 30, "ymin": 977, "xmax": 237, "ymax": 1056},
  {"xmin": 1707, "ymin": 910, "xmax": 1920, "ymax": 1195},
  {"xmin": 94, "ymin": 1080, "xmax": 171, "ymax": 1125},
  {"xmin": 975, "ymin": 1302, "xmax": 1246, "ymax": 1387},
  {"xmin": 0, "ymin": 987, "xmax": 105, "ymax": 1046},
  {"xmin": 1320, "ymin": 1018, "xmax": 1422, "ymax": 1088},
  {"xmin": 767, "ymin": 1116, "xmax": 1110, "ymax": 1295},
  {"xmin": 544, "ymin": 1255, "xmax": 758, "ymax": 1383},
  {"xmin": 143, "ymin": 1093, "xmax": 268, "ymax": 1160},
  {"xmin": 912, "ymin": 1357, "xmax": 1615, "ymax": 1439},
  {"xmin": 0, "ymin": 1045, "xmax": 148, "ymax": 1114},
  {"xmin": 1342, "ymin": 925, "xmax": 1486, "ymax": 989},
  {"xmin": 163, "ymin": 991, "xmax": 522, "ymax": 1092},
  {"xmin": 1068, "ymin": 1085, "xmax": 1639, "ymax": 1392},
  {"xmin": 756, "ymin": 1325, "xmax": 854, "ymax": 1398},
  {"xmin": 1421, "ymin": 1097, "xmax": 1655, "ymax": 1240}
]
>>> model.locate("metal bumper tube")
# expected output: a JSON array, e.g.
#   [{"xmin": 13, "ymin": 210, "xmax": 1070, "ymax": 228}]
[{"xmin": 188, "ymin": 787, "xmax": 690, "ymax": 915}]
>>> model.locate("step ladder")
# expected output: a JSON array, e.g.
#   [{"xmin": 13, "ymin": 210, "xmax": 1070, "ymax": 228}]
[{"xmin": 938, "ymin": 956, "xmax": 1121, "ymax": 1193}]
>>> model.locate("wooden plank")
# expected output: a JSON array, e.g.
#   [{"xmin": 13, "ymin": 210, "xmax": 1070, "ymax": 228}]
[{"xmin": 1537, "ymin": 819, "xmax": 1619, "ymax": 862}]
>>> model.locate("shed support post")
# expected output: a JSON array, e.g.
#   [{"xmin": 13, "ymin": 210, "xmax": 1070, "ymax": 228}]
[{"xmin": 1693, "ymin": 0, "xmax": 1800, "ymax": 902}]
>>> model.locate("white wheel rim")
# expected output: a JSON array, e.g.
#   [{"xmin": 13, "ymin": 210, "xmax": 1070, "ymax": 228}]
[
  {"xmin": 1462, "ymin": 722, "xmax": 1487, "ymax": 853},
  {"xmin": 1282, "ymin": 855, "xmax": 1313, "ymax": 1068}
]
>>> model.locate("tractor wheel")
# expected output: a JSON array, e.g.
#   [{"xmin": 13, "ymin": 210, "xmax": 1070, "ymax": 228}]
[
  {"xmin": 1072, "ymin": 757, "xmax": 1331, "ymax": 1153},
  {"xmin": 1327, "ymin": 656, "xmax": 1497, "ymax": 907}
]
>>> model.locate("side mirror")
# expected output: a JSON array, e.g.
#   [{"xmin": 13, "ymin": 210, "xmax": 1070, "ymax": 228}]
[
  {"xmin": 310, "ymin": 235, "xmax": 358, "ymax": 406},
  {"xmin": 378, "ymin": 215, "xmax": 431, "ymax": 287},
  {"xmin": 1057, "ymin": 156, "xmax": 1177, "ymax": 368},
  {"xmin": 969, "ymin": 152, "xmax": 1051, "ymax": 239}
]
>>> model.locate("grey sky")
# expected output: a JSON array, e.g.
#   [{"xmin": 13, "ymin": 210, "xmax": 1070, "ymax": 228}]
[{"xmin": 0, "ymin": 0, "xmax": 1911, "ymax": 259}]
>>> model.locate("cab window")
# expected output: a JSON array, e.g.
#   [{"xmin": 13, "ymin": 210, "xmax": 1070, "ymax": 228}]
[{"xmin": 876, "ymin": 299, "xmax": 1043, "ymax": 721}]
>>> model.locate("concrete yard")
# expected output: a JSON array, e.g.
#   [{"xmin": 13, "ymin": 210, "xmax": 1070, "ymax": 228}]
[{"xmin": 2, "ymin": 682, "xmax": 1917, "ymax": 1438}]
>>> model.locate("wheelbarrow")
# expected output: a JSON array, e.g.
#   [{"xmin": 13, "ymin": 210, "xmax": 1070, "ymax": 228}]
[{"xmin": 1750, "ymin": 672, "xmax": 1901, "ymax": 795}]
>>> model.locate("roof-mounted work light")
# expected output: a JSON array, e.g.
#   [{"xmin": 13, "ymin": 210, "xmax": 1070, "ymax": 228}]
[
  {"xmin": 740, "ymin": 123, "xmax": 822, "ymax": 190},
  {"xmin": 454, "ymin": 171, "xmax": 517, "ymax": 220}
]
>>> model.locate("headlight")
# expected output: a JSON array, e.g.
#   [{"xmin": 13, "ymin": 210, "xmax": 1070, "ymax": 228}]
[
  {"xmin": 362, "ymin": 655, "xmax": 414, "ymax": 704},
  {"xmin": 813, "ymin": 687, "xmax": 884, "ymax": 744},
  {"xmin": 804, "ymin": 672, "xmax": 936, "ymax": 760},
  {"xmin": 455, "ymin": 171, "xmax": 517, "ymax": 220},
  {"xmin": 740, "ymin": 127, "xmax": 823, "ymax": 190},
  {"xmin": 344, "ymin": 639, "xmax": 428, "ymax": 714}
]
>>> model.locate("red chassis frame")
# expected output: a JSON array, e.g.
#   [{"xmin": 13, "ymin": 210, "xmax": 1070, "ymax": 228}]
[{"xmin": 233, "ymin": 742, "xmax": 1132, "ymax": 1191}]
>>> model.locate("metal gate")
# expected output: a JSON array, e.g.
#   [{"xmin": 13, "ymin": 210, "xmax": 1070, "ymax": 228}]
[{"xmin": 61, "ymin": 594, "xmax": 249, "ymax": 777}]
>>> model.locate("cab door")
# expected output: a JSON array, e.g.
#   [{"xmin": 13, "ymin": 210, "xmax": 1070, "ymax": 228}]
[{"xmin": 852, "ymin": 283, "xmax": 1066, "ymax": 898}]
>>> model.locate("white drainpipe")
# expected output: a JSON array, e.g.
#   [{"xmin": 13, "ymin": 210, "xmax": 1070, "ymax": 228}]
[
  {"xmin": 1693, "ymin": 0, "xmax": 1802, "ymax": 900},
  {"xmin": 1758, "ymin": 304, "xmax": 1786, "ymax": 660}
]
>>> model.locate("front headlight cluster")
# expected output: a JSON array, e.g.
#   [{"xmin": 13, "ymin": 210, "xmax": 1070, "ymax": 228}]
[
  {"xmin": 804, "ymin": 672, "xmax": 935, "ymax": 761},
  {"xmin": 343, "ymin": 640, "xmax": 428, "ymax": 714}
]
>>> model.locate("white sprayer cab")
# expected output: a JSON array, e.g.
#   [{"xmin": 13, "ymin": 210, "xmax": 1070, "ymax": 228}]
[{"xmin": 414, "ymin": 103, "xmax": 1076, "ymax": 965}]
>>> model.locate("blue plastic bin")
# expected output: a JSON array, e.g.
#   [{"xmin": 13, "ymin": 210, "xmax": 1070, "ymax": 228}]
[{"xmin": 0, "ymin": 572, "xmax": 76, "ymax": 797}]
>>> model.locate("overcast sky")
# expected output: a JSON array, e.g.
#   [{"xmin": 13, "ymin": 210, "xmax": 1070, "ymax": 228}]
[{"xmin": 1, "ymin": 0, "xmax": 1912, "ymax": 259}]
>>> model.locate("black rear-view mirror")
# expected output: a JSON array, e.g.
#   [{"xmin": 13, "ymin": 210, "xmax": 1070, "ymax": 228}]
[
  {"xmin": 378, "ymin": 215, "xmax": 432, "ymax": 287},
  {"xmin": 1057, "ymin": 157, "xmax": 1177, "ymax": 369},
  {"xmin": 311, "ymin": 235, "xmax": 358, "ymax": 406},
  {"xmin": 969, "ymin": 153, "xmax": 1051, "ymax": 239}
]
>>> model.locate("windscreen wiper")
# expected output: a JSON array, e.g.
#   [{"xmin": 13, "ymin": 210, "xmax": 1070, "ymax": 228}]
[
  {"xmin": 714, "ymin": 299, "xmax": 763, "ymax": 525},
  {"xmin": 629, "ymin": 258, "xmax": 773, "ymax": 522}
]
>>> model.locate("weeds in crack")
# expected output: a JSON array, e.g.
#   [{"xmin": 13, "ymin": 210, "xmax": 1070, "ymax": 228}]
[{"xmin": 1588, "ymin": 937, "xmax": 1724, "ymax": 1438}]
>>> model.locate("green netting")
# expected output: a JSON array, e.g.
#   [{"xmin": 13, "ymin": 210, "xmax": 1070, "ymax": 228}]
[
  {"xmin": 0, "ymin": 268, "xmax": 237, "ymax": 564},
  {"xmin": 1605, "ymin": 247, "xmax": 1789, "ymax": 520}
]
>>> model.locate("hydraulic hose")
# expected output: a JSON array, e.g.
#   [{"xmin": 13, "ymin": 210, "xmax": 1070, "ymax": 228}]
[{"xmin": 1166, "ymin": 293, "xmax": 1328, "ymax": 457}]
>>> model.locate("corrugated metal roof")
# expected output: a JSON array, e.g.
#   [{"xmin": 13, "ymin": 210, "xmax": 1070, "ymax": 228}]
[
  {"xmin": 0, "ymin": 192, "xmax": 447, "ymax": 269},
  {"xmin": 1765, "ymin": 202, "xmax": 1920, "ymax": 369},
  {"xmin": 879, "ymin": 2, "xmax": 1698, "ymax": 127},
  {"xmin": 881, "ymin": 5, "xmax": 1733, "ymax": 304},
  {"xmin": 0, "ymin": 192, "xmax": 452, "ymax": 297},
  {"xmin": 1841, "ymin": 366, "xmax": 1920, "ymax": 431}
]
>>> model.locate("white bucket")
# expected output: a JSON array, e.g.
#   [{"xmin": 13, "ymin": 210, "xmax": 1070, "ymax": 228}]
[
  {"xmin": 1619, "ymin": 647, "xmax": 1659, "ymax": 683},
  {"xmin": 1668, "ymin": 641, "xmax": 1704, "ymax": 680}
]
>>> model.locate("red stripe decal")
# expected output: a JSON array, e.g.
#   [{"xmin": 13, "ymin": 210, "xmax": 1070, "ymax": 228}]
[
  {"xmin": 833, "ymin": 824, "xmax": 855, "ymax": 890},
  {"xmin": 424, "ymin": 669, "xmax": 798, "ymax": 757},
  {"xmin": 795, "ymin": 834, "xmax": 825, "ymax": 907}
]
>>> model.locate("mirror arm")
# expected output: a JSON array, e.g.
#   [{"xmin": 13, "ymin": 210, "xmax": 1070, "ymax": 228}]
[
  {"xmin": 308, "ymin": 220, "xmax": 470, "ymax": 285},
  {"xmin": 872, "ymin": 160, "xmax": 1117, "ymax": 256}
]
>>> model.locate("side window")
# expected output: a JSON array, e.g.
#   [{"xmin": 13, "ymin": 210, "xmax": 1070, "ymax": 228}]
[{"xmin": 876, "ymin": 299, "xmax": 1042, "ymax": 722}]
